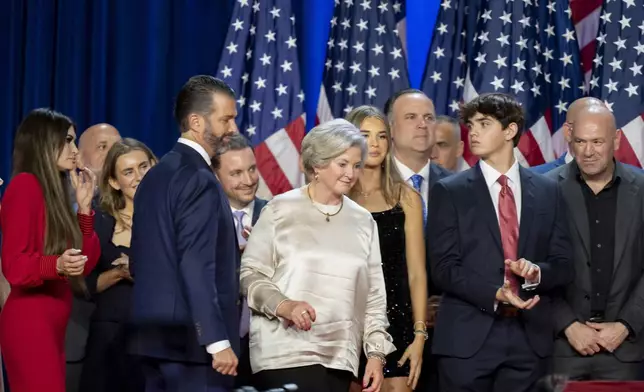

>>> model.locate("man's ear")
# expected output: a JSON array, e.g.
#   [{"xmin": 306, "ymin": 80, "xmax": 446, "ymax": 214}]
[{"xmin": 505, "ymin": 122, "xmax": 518, "ymax": 142}]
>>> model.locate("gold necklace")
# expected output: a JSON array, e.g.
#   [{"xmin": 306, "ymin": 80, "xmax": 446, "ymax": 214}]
[{"xmin": 307, "ymin": 185, "xmax": 343, "ymax": 222}]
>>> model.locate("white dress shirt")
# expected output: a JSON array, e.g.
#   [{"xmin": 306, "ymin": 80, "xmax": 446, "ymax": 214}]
[
  {"xmin": 177, "ymin": 138, "xmax": 230, "ymax": 355},
  {"xmin": 479, "ymin": 159, "xmax": 540, "ymax": 293},
  {"xmin": 232, "ymin": 200, "xmax": 255, "ymax": 230},
  {"xmin": 394, "ymin": 157, "xmax": 431, "ymax": 211}
]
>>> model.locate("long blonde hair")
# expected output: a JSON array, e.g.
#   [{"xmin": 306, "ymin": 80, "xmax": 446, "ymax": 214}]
[{"xmin": 345, "ymin": 105, "xmax": 407, "ymax": 206}]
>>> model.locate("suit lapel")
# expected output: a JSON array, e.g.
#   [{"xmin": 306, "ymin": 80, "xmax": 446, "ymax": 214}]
[
  {"xmin": 251, "ymin": 198, "xmax": 267, "ymax": 226},
  {"xmin": 613, "ymin": 166, "xmax": 639, "ymax": 271},
  {"xmin": 518, "ymin": 168, "xmax": 535, "ymax": 257},
  {"xmin": 469, "ymin": 165, "xmax": 503, "ymax": 253},
  {"xmin": 559, "ymin": 165, "xmax": 591, "ymax": 258}
]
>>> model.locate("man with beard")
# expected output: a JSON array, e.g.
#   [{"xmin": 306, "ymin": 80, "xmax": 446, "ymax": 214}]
[
  {"xmin": 129, "ymin": 75, "xmax": 241, "ymax": 391},
  {"xmin": 213, "ymin": 132, "xmax": 267, "ymax": 388}
]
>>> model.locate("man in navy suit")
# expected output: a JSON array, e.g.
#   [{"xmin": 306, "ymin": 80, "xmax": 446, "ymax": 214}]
[
  {"xmin": 384, "ymin": 88, "xmax": 451, "ymax": 391},
  {"xmin": 129, "ymin": 75, "xmax": 241, "ymax": 391},
  {"xmin": 428, "ymin": 93, "xmax": 573, "ymax": 391},
  {"xmin": 213, "ymin": 132, "xmax": 268, "ymax": 388}
]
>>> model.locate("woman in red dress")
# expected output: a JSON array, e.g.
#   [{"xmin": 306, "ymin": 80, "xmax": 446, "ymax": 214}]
[{"xmin": 0, "ymin": 108, "xmax": 101, "ymax": 392}]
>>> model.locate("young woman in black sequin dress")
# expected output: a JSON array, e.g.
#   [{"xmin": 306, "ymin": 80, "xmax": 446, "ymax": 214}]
[{"xmin": 346, "ymin": 106, "xmax": 428, "ymax": 392}]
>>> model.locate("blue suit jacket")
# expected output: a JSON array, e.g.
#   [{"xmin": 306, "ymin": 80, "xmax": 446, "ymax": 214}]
[
  {"xmin": 251, "ymin": 197, "xmax": 268, "ymax": 226},
  {"xmin": 426, "ymin": 163, "xmax": 452, "ymax": 297},
  {"xmin": 427, "ymin": 163, "xmax": 573, "ymax": 358},
  {"xmin": 129, "ymin": 143, "xmax": 240, "ymax": 369}
]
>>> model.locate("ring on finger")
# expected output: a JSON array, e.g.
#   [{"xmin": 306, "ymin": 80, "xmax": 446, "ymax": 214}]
[{"xmin": 301, "ymin": 310, "xmax": 309, "ymax": 316}]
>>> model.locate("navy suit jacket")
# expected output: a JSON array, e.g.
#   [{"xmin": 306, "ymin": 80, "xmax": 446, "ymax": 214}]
[
  {"xmin": 427, "ymin": 163, "xmax": 573, "ymax": 358},
  {"xmin": 129, "ymin": 143, "xmax": 240, "ymax": 368},
  {"xmin": 251, "ymin": 197, "xmax": 268, "ymax": 226},
  {"xmin": 426, "ymin": 163, "xmax": 452, "ymax": 297}
]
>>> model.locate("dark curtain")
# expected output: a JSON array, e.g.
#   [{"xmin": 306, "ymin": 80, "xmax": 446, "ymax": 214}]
[{"xmin": 0, "ymin": 0, "xmax": 309, "ymax": 183}]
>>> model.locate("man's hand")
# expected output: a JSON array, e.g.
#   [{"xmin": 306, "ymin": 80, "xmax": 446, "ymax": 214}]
[
  {"xmin": 495, "ymin": 280, "xmax": 540, "ymax": 309},
  {"xmin": 564, "ymin": 322, "xmax": 605, "ymax": 356},
  {"xmin": 505, "ymin": 258, "xmax": 539, "ymax": 282},
  {"xmin": 211, "ymin": 347, "xmax": 238, "ymax": 376},
  {"xmin": 426, "ymin": 295, "xmax": 441, "ymax": 328},
  {"xmin": 586, "ymin": 322, "xmax": 629, "ymax": 353}
]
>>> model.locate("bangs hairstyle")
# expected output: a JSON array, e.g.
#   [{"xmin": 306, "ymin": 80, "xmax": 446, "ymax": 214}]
[
  {"xmin": 12, "ymin": 108, "xmax": 86, "ymax": 295},
  {"xmin": 345, "ymin": 105, "xmax": 407, "ymax": 206},
  {"xmin": 99, "ymin": 138, "xmax": 157, "ymax": 230},
  {"xmin": 459, "ymin": 93, "xmax": 525, "ymax": 147}
]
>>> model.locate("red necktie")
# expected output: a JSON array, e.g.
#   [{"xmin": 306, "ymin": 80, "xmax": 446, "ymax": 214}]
[{"xmin": 498, "ymin": 175, "xmax": 519, "ymax": 295}]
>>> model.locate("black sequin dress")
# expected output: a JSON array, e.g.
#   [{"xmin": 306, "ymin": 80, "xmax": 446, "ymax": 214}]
[{"xmin": 359, "ymin": 204, "xmax": 414, "ymax": 379}]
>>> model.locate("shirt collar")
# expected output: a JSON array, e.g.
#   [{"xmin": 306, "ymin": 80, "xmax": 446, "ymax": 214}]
[
  {"xmin": 394, "ymin": 157, "xmax": 431, "ymax": 182},
  {"xmin": 479, "ymin": 158, "xmax": 521, "ymax": 189},
  {"xmin": 232, "ymin": 199, "xmax": 255, "ymax": 218},
  {"xmin": 178, "ymin": 138, "xmax": 211, "ymax": 166}
]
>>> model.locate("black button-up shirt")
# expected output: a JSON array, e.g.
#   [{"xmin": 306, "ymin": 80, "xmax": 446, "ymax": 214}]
[{"xmin": 575, "ymin": 163, "xmax": 620, "ymax": 313}]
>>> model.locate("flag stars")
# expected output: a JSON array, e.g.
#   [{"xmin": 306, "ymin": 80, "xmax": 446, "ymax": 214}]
[
  {"xmin": 375, "ymin": 24, "xmax": 387, "ymax": 35},
  {"xmin": 619, "ymin": 16, "xmax": 631, "ymax": 29},
  {"xmin": 226, "ymin": 42, "xmax": 238, "ymax": 54},
  {"xmin": 232, "ymin": 18, "xmax": 244, "ymax": 31},
  {"xmin": 298, "ymin": 91, "xmax": 305, "ymax": 102},
  {"xmin": 281, "ymin": 60, "xmax": 293, "ymax": 72},
  {"xmin": 493, "ymin": 54, "xmax": 507, "ymax": 69},
  {"xmin": 220, "ymin": 66, "xmax": 232, "ymax": 78},
  {"xmin": 630, "ymin": 63, "xmax": 642, "ymax": 76},
  {"xmin": 285, "ymin": 36, "xmax": 297, "ymax": 48},
  {"xmin": 562, "ymin": 29, "xmax": 575, "ymax": 42},
  {"xmin": 434, "ymin": 47, "xmax": 445, "ymax": 59},
  {"xmin": 558, "ymin": 77, "xmax": 570, "ymax": 91},
  {"xmin": 497, "ymin": 33, "xmax": 510, "ymax": 47},
  {"xmin": 265, "ymin": 30, "xmax": 276, "ymax": 42},
  {"xmin": 250, "ymin": 101, "xmax": 261, "ymax": 112},
  {"xmin": 346, "ymin": 84, "xmax": 358, "ymax": 95},
  {"xmin": 437, "ymin": 23, "xmax": 448, "ymax": 35},
  {"xmin": 510, "ymin": 80, "xmax": 525, "ymax": 94},
  {"xmin": 625, "ymin": 83, "xmax": 639, "ymax": 97},
  {"xmin": 368, "ymin": 65, "xmax": 380, "ymax": 77},
  {"xmin": 513, "ymin": 58, "xmax": 526, "ymax": 72},
  {"xmin": 490, "ymin": 76, "xmax": 504, "ymax": 91},
  {"xmin": 275, "ymin": 84, "xmax": 288, "ymax": 96},
  {"xmin": 365, "ymin": 86, "xmax": 377, "ymax": 98},
  {"xmin": 269, "ymin": 6, "xmax": 281, "ymax": 18},
  {"xmin": 332, "ymin": 81, "xmax": 342, "ymax": 92},
  {"xmin": 357, "ymin": 19, "xmax": 368, "ymax": 31},
  {"xmin": 474, "ymin": 52, "xmax": 487, "ymax": 66},
  {"xmin": 246, "ymin": 126, "xmax": 256, "ymax": 137},
  {"xmin": 608, "ymin": 58, "xmax": 622, "ymax": 72},
  {"xmin": 237, "ymin": 96, "xmax": 246, "ymax": 107},
  {"xmin": 350, "ymin": 61, "xmax": 362, "ymax": 74},
  {"xmin": 555, "ymin": 100, "xmax": 567, "ymax": 114},
  {"xmin": 604, "ymin": 79, "xmax": 618, "ymax": 93},
  {"xmin": 388, "ymin": 68, "xmax": 400, "ymax": 79},
  {"xmin": 390, "ymin": 48, "xmax": 403, "ymax": 60},
  {"xmin": 614, "ymin": 37, "xmax": 627, "ymax": 51},
  {"xmin": 260, "ymin": 53, "xmax": 271, "ymax": 66},
  {"xmin": 453, "ymin": 77, "xmax": 465, "ymax": 88},
  {"xmin": 449, "ymin": 100, "xmax": 460, "ymax": 112},
  {"xmin": 430, "ymin": 71, "xmax": 442, "ymax": 83},
  {"xmin": 372, "ymin": 44, "xmax": 384, "ymax": 55},
  {"xmin": 530, "ymin": 84, "xmax": 541, "ymax": 97},
  {"xmin": 353, "ymin": 41, "xmax": 365, "ymax": 53},
  {"xmin": 560, "ymin": 53, "xmax": 573, "ymax": 67},
  {"xmin": 254, "ymin": 78, "xmax": 267, "ymax": 89},
  {"xmin": 271, "ymin": 107, "xmax": 283, "ymax": 119},
  {"xmin": 635, "ymin": 42, "xmax": 644, "ymax": 55},
  {"xmin": 500, "ymin": 11, "xmax": 512, "ymax": 25}
]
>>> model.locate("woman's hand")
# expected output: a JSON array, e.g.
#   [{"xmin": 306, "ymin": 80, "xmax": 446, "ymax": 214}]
[
  {"xmin": 56, "ymin": 248, "xmax": 88, "ymax": 276},
  {"xmin": 275, "ymin": 299, "xmax": 317, "ymax": 331},
  {"xmin": 398, "ymin": 335, "xmax": 425, "ymax": 390},
  {"xmin": 111, "ymin": 254, "xmax": 133, "ymax": 282},
  {"xmin": 70, "ymin": 166, "xmax": 97, "ymax": 215},
  {"xmin": 362, "ymin": 356, "xmax": 384, "ymax": 392}
]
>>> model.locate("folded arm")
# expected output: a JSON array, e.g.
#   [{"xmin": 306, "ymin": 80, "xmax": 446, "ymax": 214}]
[{"xmin": 428, "ymin": 182, "xmax": 499, "ymax": 314}]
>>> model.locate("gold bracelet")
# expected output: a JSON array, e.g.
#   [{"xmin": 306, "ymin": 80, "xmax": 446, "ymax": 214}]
[{"xmin": 414, "ymin": 321, "xmax": 427, "ymax": 330}]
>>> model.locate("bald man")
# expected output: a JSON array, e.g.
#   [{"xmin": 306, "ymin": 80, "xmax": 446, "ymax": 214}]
[
  {"xmin": 546, "ymin": 104, "xmax": 644, "ymax": 380},
  {"xmin": 66, "ymin": 123, "xmax": 120, "ymax": 392},
  {"xmin": 78, "ymin": 123, "xmax": 121, "ymax": 177},
  {"xmin": 430, "ymin": 115, "xmax": 464, "ymax": 172},
  {"xmin": 532, "ymin": 97, "xmax": 604, "ymax": 173}
]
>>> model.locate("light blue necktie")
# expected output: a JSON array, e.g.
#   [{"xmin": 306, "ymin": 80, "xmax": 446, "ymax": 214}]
[
  {"xmin": 410, "ymin": 174, "xmax": 427, "ymax": 228},
  {"xmin": 233, "ymin": 210, "xmax": 250, "ymax": 337}
]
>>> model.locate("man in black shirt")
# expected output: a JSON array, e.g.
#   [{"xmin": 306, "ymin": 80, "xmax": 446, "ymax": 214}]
[{"xmin": 547, "ymin": 104, "xmax": 644, "ymax": 380}]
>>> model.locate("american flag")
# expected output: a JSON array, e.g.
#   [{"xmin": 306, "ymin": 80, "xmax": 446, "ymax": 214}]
[
  {"xmin": 217, "ymin": 0, "xmax": 306, "ymax": 199},
  {"xmin": 422, "ymin": 0, "xmax": 585, "ymax": 168},
  {"xmin": 316, "ymin": 0, "xmax": 409, "ymax": 123},
  {"xmin": 588, "ymin": 0, "xmax": 644, "ymax": 167}
]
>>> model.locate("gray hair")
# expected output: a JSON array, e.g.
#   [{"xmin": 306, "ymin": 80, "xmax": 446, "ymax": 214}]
[
  {"xmin": 216, "ymin": 132, "xmax": 252, "ymax": 156},
  {"xmin": 301, "ymin": 119, "xmax": 367, "ymax": 174},
  {"xmin": 436, "ymin": 115, "xmax": 461, "ymax": 140}
]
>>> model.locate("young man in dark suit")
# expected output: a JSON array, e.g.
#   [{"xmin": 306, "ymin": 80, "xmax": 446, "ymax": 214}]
[
  {"xmin": 129, "ymin": 75, "xmax": 241, "ymax": 392},
  {"xmin": 213, "ymin": 132, "xmax": 268, "ymax": 388},
  {"xmin": 547, "ymin": 104, "xmax": 644, "ymax": 380},
  {"xmin": 428, "ymin": 93, "xmax": 573, "ymax": 391}
]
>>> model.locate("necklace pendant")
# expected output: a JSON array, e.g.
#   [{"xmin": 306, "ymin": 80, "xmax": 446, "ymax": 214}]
[{"xmin": 325, "ymin": 215, "xmax": 330, "ymax": 222}]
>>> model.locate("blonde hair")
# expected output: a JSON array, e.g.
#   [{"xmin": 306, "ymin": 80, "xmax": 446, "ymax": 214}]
[{"xmin": 345, "ymin": 105, "xmax": 408, "ymax": 206}]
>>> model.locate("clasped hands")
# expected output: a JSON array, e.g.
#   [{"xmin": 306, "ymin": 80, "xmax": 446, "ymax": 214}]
[
  {"xmin": 495, "ymin": 258, "xmax": 541, "ymax": 310},
  {"xmin": 565, "ymin": 321, "xmax": 628, "ymax": 356}
]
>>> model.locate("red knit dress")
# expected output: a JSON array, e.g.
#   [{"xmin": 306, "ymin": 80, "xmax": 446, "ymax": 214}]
[{"xmin": 0, "ymin": 173, "xmax": 100, "ymax": 392}]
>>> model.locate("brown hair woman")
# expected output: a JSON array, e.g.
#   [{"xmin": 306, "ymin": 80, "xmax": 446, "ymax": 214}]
[
  {"xmin": 346, "ymin": 105, "xmax": 428, "ymax": 392},
  {"xmin": 0, "ymin": 108, "xmax": 100, "ymax": 392},
  {"xmin": 79, "ymin": 138, "xmax": 157, "ymax": 392}
]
